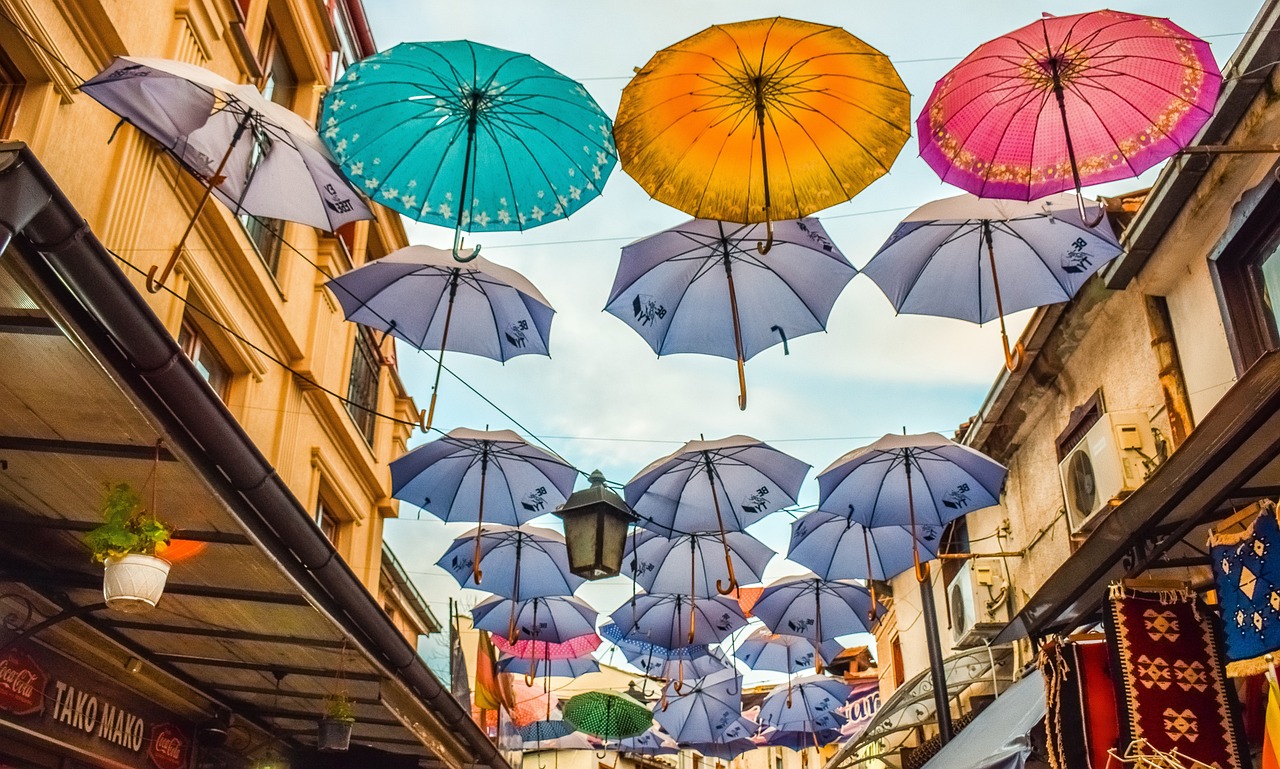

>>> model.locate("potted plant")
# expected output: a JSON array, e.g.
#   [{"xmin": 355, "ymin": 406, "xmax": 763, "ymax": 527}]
[
  {"xmin": 84, "ymin": 482, "xmax": 172, "ymax": 613},
  {"xmin": 318, "ymin": 693, "xmax": 355, "ymax": 751}
]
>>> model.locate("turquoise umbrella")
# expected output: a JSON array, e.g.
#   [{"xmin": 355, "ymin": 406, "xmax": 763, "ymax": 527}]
[{"xmin": 321, "ymin": 40, "xmax": 617, "ymax": 260}]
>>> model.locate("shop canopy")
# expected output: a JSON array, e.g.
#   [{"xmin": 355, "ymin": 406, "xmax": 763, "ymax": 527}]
[
  {"xmin": 0, "ymin": 142, "xmax": 506, "ymax": 769},
  {"xmin": 916, "ymin": 670, "xmax": 1045, "ymax": 769}
]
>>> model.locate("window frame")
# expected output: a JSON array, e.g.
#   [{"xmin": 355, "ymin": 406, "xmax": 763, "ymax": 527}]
[
  {"xmin": 1212, "ymin": 179, "xmax": 1280, "ymax": 374},
  {"xmin": 0, "ymin": 45, "xmax": 25, "ymax": 138},
  {"xmin": 345, "ymin": 326, "xmax": 381, "ymax": 444},
  {"xmin": 178, "ymin": 319, "xmax": 231, "ymax": 400}
]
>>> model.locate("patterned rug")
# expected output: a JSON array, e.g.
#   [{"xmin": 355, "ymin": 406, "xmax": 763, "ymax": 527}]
[
  {"xmin": 1209, "ymin": 499, "xmax": 1280, "ymax": 676},
  {"xmin": 1041, "ymin": 637, "xmax": 1121, "ymax": 769},
  {"xmin": 1104, "ymin": 584, "xmax": 1246, "ymax": 769}
]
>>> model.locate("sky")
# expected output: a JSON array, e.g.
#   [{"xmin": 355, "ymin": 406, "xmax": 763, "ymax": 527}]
[{"xmin": 361, "ymin": 0, "xmax": 1264, "ymax": 681}]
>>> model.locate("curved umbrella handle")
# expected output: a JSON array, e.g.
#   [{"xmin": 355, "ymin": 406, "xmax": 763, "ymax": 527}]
[
  {"xmin": 715, "ymin": 575, "xmax": 739, "ymax": 596},
  {"xmin": 735, "ymin": 357, "xmax": 747, "ymax": 412},
  {"xmin": 1076, "ymin": 192, "xmax": 1106, "ymax": 229},
  {"xmin": 755, "ymin": 218, "xmax": 774, "ymax": 255},
  {"xmin": 452, "ymin": 227, "xmax": 481, "ymax": 262},
  {"xmin": 1002, "ymin": 338, "xmax": 1027, "ymax": 373}
]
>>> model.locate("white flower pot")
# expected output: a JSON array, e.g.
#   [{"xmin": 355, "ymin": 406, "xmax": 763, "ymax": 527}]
[
  {"xmin": 318, "ymin": 718, "xmax": 353, "ymax": 751},
  {"xmin": 103, "ymin": 554, "xmax": 171, "ymax": 613}
]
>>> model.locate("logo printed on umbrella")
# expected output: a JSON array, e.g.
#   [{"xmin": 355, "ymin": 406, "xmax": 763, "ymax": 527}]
[
  {"xmin": 741, "ymin": 486, "xmax": 772, "ymax": 514},
  {"xmin": 941, "ymin": 483, "xmax": 972, "ymax": 510},
  {"xmin": 631, "ymin": 295, "xmax": 667, "ymax": 326},
  {"xmin": 715, "ymin": 613, "xmax": 735, "ymax": 632},
  {"xmin": 1061, "ymin": 237, "xmax": 1095, "ymax": 274},
  {"xmin": 505, "ymin": 320, "xmax": 529, "ymax": 348},
  {"xmin": 323, "ymin": 183, "xmax": 355, "ymax": 214},
  {"xmin": 795, "ymin": 220, "xmax": 834, "ymax": 252},
  {"xmin": 788, "ymin": 618, "xmax": 815, "ymax": 633},
  {"xmin": 796, "ymin": 652, "xmax": 814, "ymax": 666},
  {"xmin": 521, "ymin": 486, "xmax": 548, "ymax": 513},
  {"xmin": 105, "ymin": 64, "xmax": 148, "ymax": 81},
  {"xmin": 920, "ymin": 525, "xmax": 939, "ymax": 542},
  {"xmin": 449, "ymin": 555, "xmax": 473, "ymax": 573}
]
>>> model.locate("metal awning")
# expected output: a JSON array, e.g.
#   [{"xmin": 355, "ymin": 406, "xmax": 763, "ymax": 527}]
[
  {"xmin": 0, "ymin": 142, "xmax": 505, "ymax": 769},
  {"xmin": 825, "ymin": 645, "xmax": 1013, "ymax": 769},
  {"xmin": 917, "ymin": 671, "xmax": 1045, "ymax": 769},
  {"xmin": 992, "ymin": 348, "xmax": 1280, "ymax": 646}
]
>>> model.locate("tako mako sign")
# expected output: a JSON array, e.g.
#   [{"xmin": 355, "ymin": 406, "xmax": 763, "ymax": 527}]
[{"xmin": 0, "ymin": 642, "xmax": 193, "ymax": 769}]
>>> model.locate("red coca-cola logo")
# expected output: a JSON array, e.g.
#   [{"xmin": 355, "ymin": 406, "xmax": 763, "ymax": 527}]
[
  {"xmin": 147, "ymin": 723, "xmax": 189, "ymax": 769},
  {"xmin": 0, "ymin": 648, "xmax": 46, "ymax": 716}
]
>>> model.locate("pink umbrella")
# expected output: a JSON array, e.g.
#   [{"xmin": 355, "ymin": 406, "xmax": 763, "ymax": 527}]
[
  {"xmin": 918, "ymin": 10, "xmax": 1220, "ymax": 217},
  {"xmin": 492, "ymin": 632, "xmax": 601, "ymax": 660}
]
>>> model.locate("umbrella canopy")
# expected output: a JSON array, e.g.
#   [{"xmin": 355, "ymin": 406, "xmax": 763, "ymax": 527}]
[
  {"xmin": 626, "ymin": 529, "xmax": 775, "ymax": 599},
  {"xmin": 614, "ymin": 17, "xmax": 909, "ymax": 239},
  {"xmin": 391, "ymin": 428, "xmax": 578, "ymax": 583},
  {"xmin": 610, "ymin": 593, "xmax": 748, "ymax": 648},
  {"xmin": 519, "ymin": 719, "xmax": 576, "ymax": 743},
  {"xmin": 818, "ymin": 433, "xmax": 1006, "ymax": 531},
  {"xmin": 787, "ymin": 511, "xmax": 942, "ymax": 582},
  {"xmin": 626, "ymin": 436, "xmax": 807, "ymax": 581},
  {"xmin": 918, "ymin": 11, "xmax": 1220, "ymax": 204},
  {"xmin": 758, "ymin": 675, "xmax": 853, "ymax": 733},
  {"xmin": 605, "ymin": 217, "xmax": 856, "ymax": 408},
  {"xmin": 735, "ymin": 628, "xmax": 822, "ymax": 674},
  {"xmin": 471, "ymin": 595, "xmax": 598, "ymax": 644},
  {"xmin": 599, "ymin": 622, "xmax": 726, "ymax": 678},
  {"xmin": 753, "ymin": 576, "xmax": 878, "ymax": 648},
  {"xmin": 523, "ymin": 732, "xmax": 595, "ymax": 751},
  {"xmin": 861, "ymin": 193, "xmax": 1122, "ymax": 369},
  {"xmin": 615, "ymin": 728, "xmax": 680, "ymax": 756},
  {"xmin": 327, "ymin": 246, "xmax": 555, "ymax": 429},
  {"xmin": 654, "ymin": 669, "xmax": 745, "ymax": 744},
  {"xmin": 437, "ymin": 524, "xmax": 583, "ymax": 599},
  {"xmin": 321, "ymin": 40, "xmax": 617, "ymax": 257},
  {"xmin": 761, "ymin": 727, "xmax": 844, "ymax": 751},
  {"xmin": 685, "ymin": 735, "xmax": 759, "ymax": 760},
  {"xmin": 492, "ymin": 632, "xmax": 601, "ymax": 660},
  {"xmin": 80, "ymin": 56, "xmax": 373, "ymax": 291},
  {"xmin": 563, "ymin": 691, "xmax": 653, "ymax": 741},
  {"xmin": 498, "ymin": 654, "xmax": 600, "ymax": 679}
]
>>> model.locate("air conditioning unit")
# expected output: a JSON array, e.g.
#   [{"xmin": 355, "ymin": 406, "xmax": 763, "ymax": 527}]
[
  {"xmin": 947, "ymin": 559, "xmax": 1008, "ymax": 648},
  {"xmin": 1058, "ymin": 410, "xmax": 1157, "ymax": 535}
]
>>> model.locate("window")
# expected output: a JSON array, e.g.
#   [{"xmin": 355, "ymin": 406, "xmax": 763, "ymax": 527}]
[
  {"xmin": 1213, "ymin": 182, "xmax": 1280, "ymax": 372},
  {"xmin": 346, "ymin": 327, "xmax": 380, "ymax": 443},
  {"xmin": 316, "ymin": 495, "xmax": 340, "ymax": 544},
  {"xmin": 692, "ymin": 755, "xmax": 702, "ymax": 769},
  {"xmin": 178, "ymin": 320, "xmax": 229, "ymax": 399},
  {"xmin": 238, "ymin": 17, "xmax": 296, "ymax": 274},
  {"xmin": 890, "ymin": 635, "xmax": 905, "ymax": 688},
  {"xmin": 0, "ymin": 47, "xmax": 24, "ymax": 138}
]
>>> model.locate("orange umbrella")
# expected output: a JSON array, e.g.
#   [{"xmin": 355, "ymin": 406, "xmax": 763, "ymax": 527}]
[{"xmin": 614, "ymin": 17, "xmax": 910, "ymax": 252}]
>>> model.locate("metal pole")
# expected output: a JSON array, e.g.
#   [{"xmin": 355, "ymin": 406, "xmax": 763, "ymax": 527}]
[{"xmin": 918, "ymin": 561, "xmax": 953, "ymax": 744}]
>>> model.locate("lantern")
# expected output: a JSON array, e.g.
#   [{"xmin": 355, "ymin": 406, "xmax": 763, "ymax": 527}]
[{"xmin": 554, "ymin": 470, "xmax": 635, "ymax": 580}]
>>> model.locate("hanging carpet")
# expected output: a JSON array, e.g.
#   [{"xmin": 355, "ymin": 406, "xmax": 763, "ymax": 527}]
[
  {"xmin": 1040, "ymin": 636, "xmax": 1120, "ymax": 769},
  {"xmin": 1209, "ymin": 499, "xmax": 1280, "ymax": 676}
]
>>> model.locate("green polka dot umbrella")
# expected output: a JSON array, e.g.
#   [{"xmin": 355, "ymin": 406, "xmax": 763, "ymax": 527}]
[{"xmin": 562, "ymin": 691, "xmax": 652, "ymax": 741}]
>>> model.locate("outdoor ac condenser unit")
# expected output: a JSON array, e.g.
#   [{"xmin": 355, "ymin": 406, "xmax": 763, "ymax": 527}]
[
  {"xmin": 1058, "ymin": 410, "xmax": 1157, "ymax": 535},
  {"xmin": 946, "ymin": 559, "xmax": 1008, "ymax": 648}
]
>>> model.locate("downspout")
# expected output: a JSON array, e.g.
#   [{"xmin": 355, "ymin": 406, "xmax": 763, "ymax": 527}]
[{"xmin": 0, "ymin": 143, "xmax": 504, "ymax": 769}]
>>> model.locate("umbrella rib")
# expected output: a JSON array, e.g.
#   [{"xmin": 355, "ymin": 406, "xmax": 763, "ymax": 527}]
[{"xmin": 990, "ymin": 219, "xmax": 1075, "ymax": 298}]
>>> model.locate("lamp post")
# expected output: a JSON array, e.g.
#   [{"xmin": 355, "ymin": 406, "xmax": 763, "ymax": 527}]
[{"xmin": 553, "ymin": 470, "xmax": 636, "ymax": 580}]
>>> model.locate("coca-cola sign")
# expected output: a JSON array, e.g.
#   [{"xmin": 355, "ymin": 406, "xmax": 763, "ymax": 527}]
[
  {"xmin": 147, "ymin": 723, "xmax": 189, "ymax": 769},
  {"xmin": 0, "ymin": 647, "xmax": 47, "ymax": 716}
]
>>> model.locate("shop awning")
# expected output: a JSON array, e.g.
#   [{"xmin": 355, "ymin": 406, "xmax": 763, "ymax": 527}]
[
  {"xmin": 992, "ymin": 348, "xmax": 1280, "ymax": 645},
  {"xmin": 917, "ymin": 671, "xmax": 1044, "ymax": 769},
  {"xmin": 0, "ymin": 142, "xmax": 506, "ymax": 769}
]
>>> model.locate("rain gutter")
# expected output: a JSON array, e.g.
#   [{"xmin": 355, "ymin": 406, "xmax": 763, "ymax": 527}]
[
  {"xmin": 0, "ymin": 142, "xmax": 505, "ymax": 769},
  {"xmin": 1103, "ymin": 0, "xmax": 1280, "ymax": 289}
]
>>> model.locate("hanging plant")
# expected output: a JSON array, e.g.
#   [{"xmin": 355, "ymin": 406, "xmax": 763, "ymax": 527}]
[
  {"xmin": 318, "ymin": 692, "xmax": 355, "ymax": 751},
  {"xmin": 85, "ymin": 482, "xmax": 173, "ymax": 613}
]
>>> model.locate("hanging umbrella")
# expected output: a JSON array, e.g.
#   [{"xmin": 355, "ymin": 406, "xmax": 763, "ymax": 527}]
[
  {"xmin": 626, "ymin": 529, "xmax": 775, "ymax": 598},
  {"xmin": 918, "ymin": 11, "xmax": 1220, "ymax": 215},
  {"xmin": 861, "ymin": 193, "xmax": 1122, "ymax": 369},
  {"xmin": 615, "ymin": 728, "xmax": 680, "ymax": 756},
  {"xmin": 609, "ymin": 593, "xmax": 748, "ymax": 649},
  {"xmin": 615, "ymin": 17, "xmax": 909, "ymax": 251},
  {"xmin": 391, "ymin": 428, "xmax": 577, "ymax": 583},
  {"xmin": 523, "ymin": 731, "xmax": 595, "ymax": 751},
  {"xmin": 519, "ymin": 719, "xmax": 576, "ymax": 743},
  {"xmin": 471, "ymin": 595, "xmax": 598, "ymax": 644},
  {"xmin": 752, "ymin": 576, "xmax": 878, "ymax": 673},
  {"xmin": 684, "ymin": 735, "xmax": 759, "ymax": 760},
  {"xmin": 605, "ymin": 217, "xmax": 856, "ymax": 409},
  {"xmin": 563, "ymin": 691, "xmax": 653, "ymax": 741},
  {"xmin": 327, "ymin": 246, "xmax": 554, "ymax": 429},
  {"xmin": 498, "ymin": 655, "xmax": 600, "ymax": 679},
  {"xmin": 788, "ymin": 511, "xmax": 942, "ymax": 582},
  {"xmin": 761, "ymin": 727, "xmax": 844, "ymax": 751},
  {"xmin": 599, "ymin": 622, "xmax": 722, "ymax": 679},
  {"xmin": 626, "ymin": 435, "xmax": 808, "ymax": 593},
  {"xmin": 491, "ymin": 632, "xmax": 601, "ymax": 660},
  {"xmin": 818, "ymin": 432, "xmax": 1006, "ymax": 578},
  {"xmin": 437, "ymin": 524, "xmax": 583, "ymax": 599},
  {"xmin": 758, "ymin": 675, "xmax": 852, "ymax": 733},
  {"xmin": 80, "ymin": 56, "xmax": 373, "ymax": 293},
  {"xmin": 321, "ymin": 40, "xmax": 617, "ymax": 260},
  {"xmin": 654, "ymin": 669, "xmax": 745, "ymax": 743},
  {"xmin": 735, "ymin": 628, "xmax": 822, "ymax": 675}
]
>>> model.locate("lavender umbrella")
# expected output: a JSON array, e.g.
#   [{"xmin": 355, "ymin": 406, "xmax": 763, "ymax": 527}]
[
  {"xmin": 685, "ymin": 737, "xmax": 759, "ymax": 760},
  {"xmin": 626, "ymin": 529, "xmax": 775, "ymax": 598},
  {"xmin": 758, "ymin": 675, "xmax": 852, "ymax": 733},
  {"xmin": 735, "ymin": 628, "xmax": 821, "ymax": 674},
  {"xmin": 615, "ymin": 728, "xmax": 680, "ymax": 755},
  {"xmin": 788, "ymin": 511, "xmax": 942, "ymax": 582},
  {"xmin": 600, "ymin": 622, "xmax": 727, "ymax": 679},
  {"xmin": 471, "ymin": 595, "xmax": 598, "ymax": 644},
  {"xmin": 610, "ymin": 593, "xmax": 747, "ymax": 649},
  {"xmin": 391, "ymin": 428, "xmax": 578, "ymax": 584},
  {"xmin": 762, "ymin": 727, "xmax": 843, "ymax": 751},
  {"xmin": 654, "ymin": 669, "xmax": 745, "ymax": 743},
  {"xmin": 606, "ymin": 217, "xmax": 856, "ymax": 409},
  {"xmin": 437, "ymin": 524, "xmax": 584, "ymax": 599},
  {"xmin": 753, "ymin": 576, "xmax": 878, "ymax": 672}
]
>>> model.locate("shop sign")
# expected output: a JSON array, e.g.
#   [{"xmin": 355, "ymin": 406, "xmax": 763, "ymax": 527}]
[{"xmin": 0, "ymin": 642, "xmax": 192, "ymax": 769}]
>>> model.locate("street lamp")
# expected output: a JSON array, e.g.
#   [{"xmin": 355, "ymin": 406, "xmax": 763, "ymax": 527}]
[{"xmin": 553, "ymin": 470, "xmax": 635, "ymax": 580}]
